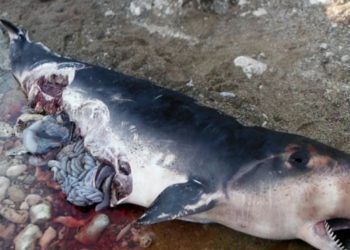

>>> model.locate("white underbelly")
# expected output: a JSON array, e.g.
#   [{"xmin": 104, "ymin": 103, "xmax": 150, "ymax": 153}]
[{"xmin": 62, "ymin": 87, "xmax": 188, "ymax": 208}]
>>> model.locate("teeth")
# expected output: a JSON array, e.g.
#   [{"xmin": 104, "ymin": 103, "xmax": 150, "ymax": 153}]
[
  {"xmin": 331, "ymin": 233, "xmax": 336, "ymax": 239},
  {"xmin": 324, "ymin": 221, "xmax": 348, "ymax": 250}
]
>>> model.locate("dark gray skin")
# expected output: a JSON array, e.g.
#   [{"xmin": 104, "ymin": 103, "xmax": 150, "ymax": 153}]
[{"xmin": 2, "ymin": 19, "xmax": 350, "ymax": 250}]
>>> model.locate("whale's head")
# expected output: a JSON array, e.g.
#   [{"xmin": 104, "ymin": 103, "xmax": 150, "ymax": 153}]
[{"xmin": 226, "ymin": 126, "xmax": 350, "ymax": 250}]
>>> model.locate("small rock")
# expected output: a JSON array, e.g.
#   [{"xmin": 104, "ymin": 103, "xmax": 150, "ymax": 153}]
[
  {"xmin": 252, "ymin": 8, "xmax": 267, "ymax": 17},
  {"xmin": 238, "ymin": 0, "xmax": 248, "ymax": 5},
  {"xmin": 0, "ymin": 205, "xmax": 28, "ymax": 224},
  {"xmin": 104, "ymin": 9, "xmax": 115, "ymax": 16},
  {"xmin": 39, "ymin": 226, "xmax": 57, "ymax": 250},
  {"xmin": 325, "ymin": 51, "xmax": 334, "ymax": 58},
  {"xmin": 2, "ymin": 199, "xmax": 15, "ymax": 208},
  {"xmin": 0, "ymin": 223, "xmax": 15, "ymax": 239},
  {"xmin": 341, "ymin": 55, "xmax": 350, "ymax": 62},
  {"xmin": 14, "ymin": 224, "xmax": 42, "ymax": 250},
  {"xmin": 0, "ymin": 158, "xmax": 11, "ymax": 176},
  {"xmin": 138, "ymin": 233, "xmax": 154, "ymax": 248},
  {"xmin": 186, "ymin": 79, "xmax": 194, "ymax": 87},
  {"xmin": 25, "ymin": 194, "xmax": 42, "ymax": 206},
  {"xmin": 19, "ymin": 201, "xmax": 29, "ymax": 210},
  {"xmin": 320, "ymin": 43, "xmax": 328, "ymax": 50},
  {"xmin": 54, "ymin": 5, "xmax": 65, "ymax": 13},
  {"xmin": 75, "ymin": 213, "xmax": 110, "ymax": 244},
  {"xmin": 309, "ymin": 0, "xmax": 331, "ymax": 4},
  {"xmin": 30, "ymin": 203, "xmax": 51, "ymax": 224},
  {"xmin": 8, "ymin": 186, "xmax": 26, "ymax": 203},
  {"xmin": 22, "ymin": 175, "xmax": 36, "ymax": 185},
  {"xmin": 5, "ymin": 145, "xmax": 28, "ymax": 157},
  {"xmin": 6, "ymin": 164, "xmax": 27, "ymax": 177},
  {"xmin": 234, "ymin": 56, "xmax": 267, "ymax": 79},
  {"xmin": 211, "ymin": 0, "xmax": 229, "ymax": 15},
  {"xmin": 220, "ymin": 92, "xmax": 236, "ymax": 98},
  {"xmin": 240, "ymin": 10, "xmax": 250, "ymax": 16},
  {"xmin": 0, "ymin": 176, "xmax": 10, "ymax": 201},
  {"xmin": 130, "ymin": 2, "xmax": 142, "ymax": 16},
  {"xmin": 58, "ymin": 226, "xmax": 67, "ymax": 240},
  {"xmin": 0, "ymin": 122, "xmax": 14, "ymax": 138},
  {"xmin": 44, "ymin": 195, "xmax": 53, "ymax": 203},
  {"xmin": 258, "ymin": 52, "xmax": 266, "ymax": 59}
]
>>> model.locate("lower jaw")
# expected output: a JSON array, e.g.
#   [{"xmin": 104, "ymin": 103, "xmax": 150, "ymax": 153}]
[{"xmin": 315, "ymin": 219, "xmax": 350, "ymax": 250}]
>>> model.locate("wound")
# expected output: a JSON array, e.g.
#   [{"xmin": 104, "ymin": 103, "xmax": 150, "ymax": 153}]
[
  {"xmin": 37, "ymin": 74, "xmax": 67, "ymax": 97},
  {"xmin": 31, "ymin": 74, "xmax": 68, "ymax": 114}
]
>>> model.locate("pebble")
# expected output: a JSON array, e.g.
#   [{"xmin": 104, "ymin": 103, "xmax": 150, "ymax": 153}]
[
  {"xmin": 22, "ymin": 175, "xmax": 36, "ymax": 185},
  {"xmin": 238, "ymin": 0, "xmax": 248, "ymax": 5},
  {"xmin": 39, "ymin": 226, "xmax": 57, "ymax": 250},
  {"xmin": 220, "ymin": 92, "xmax": 236, "ymax": 98},
  {"xmin": 8, "ymin": 186, "xmax": 26, "ymax": 203},
  {"xmin": 19, "ymin": 201, "xmax": 29, "ymax": 210},
  {"xmin": 186, "ymin": 79, "xmax": 194, "ymax": 87},
  {"xmin": 0, "ymin": 205, "xmax": 28, "ymax": 224},
  {"xmin": 0, "ymin": 223, "xmax": 15, "ymax": 239},
  {"xmin": 130, "ymin": 2, "xmax": 142, "ymax": 16},
  {"xmin": 6, "ymin": 164, "xmax": 27, "ymax": 177},
  {"xmin": 54, "ymin": 5, "xmax": 65, "ymax": 13},
  {"xmin": 320, "ymin": 43, "xmax": 328, "ymax": 50},
  {"xmin": 14, "ymin": 224, "xmax": 42, "ymax": 250},
  {"xmin": 30, "ymin": 203, "xmax": 51, "ymax": 224},
  {"xmin": 341, "ymin": 55, "xmax": 350, "ymax": 62},
  {"xmin": 325, "ymin": 51, "xmax": 334, "ymax": 58},
  {"xmin": 252, "ymin": 8, "xmax": 267, "ymax": 17},
  {"xmin": 2, "ymin": 199, "xmax": 15, "ymax": 208},
  {"xmin": 58, "ymin": 226, "xmax": 67, "ymax": 240},
  {"xmin": 0, "ymin": 159, "xmax": 11, "ymax": 176},
  {"xmin": 211, "ymin": 0, "xmax": 229, "ymax": 15},
  {"xmin": 25, "ymin": 194, "xmax": 42, "ymax": 207},
  {"xmin": 0, "ymin": 176, "xmax": 10, "ymax": 201},
  {"xmin": 5, "ymin": 145, "xmax": 28, "ymax": 157},
  {"xmin": 138, "ymin": 233, "xmax": 154, "ymax": 248},
  {"xmin": 104, "ymin": 9, "xmax": 115, "ymax": 16},
  {"xmin": 0, "ymin": 122, "xmax": 14, "ymax": 138},
  {"xmin": 233, "ymin": 56, "xmax": 267, "ymax": 79},
  {"xmin": 75, "ymin": 213, "xmax": 110, "ymax": 244},
  {"xmin": 240, "ymin": 11, "xmax": 251, "ymax": 18},
  {"xmin": 309, "ymin": 0, "xmax": 330, "ymax": 4}
]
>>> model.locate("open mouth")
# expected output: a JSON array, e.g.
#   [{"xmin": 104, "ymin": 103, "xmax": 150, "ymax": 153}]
[{"xmin": 322, "ymin": 219, "xmax": 350, "ymax": 250}]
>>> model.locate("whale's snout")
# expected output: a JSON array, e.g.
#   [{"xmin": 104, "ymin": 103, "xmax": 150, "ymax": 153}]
[{"xmin": 0, "ymin": 19, "xmax": 29, "ymax": 42}]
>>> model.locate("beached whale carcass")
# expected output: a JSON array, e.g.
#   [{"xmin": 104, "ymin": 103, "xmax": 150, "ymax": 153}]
[{"xmin": 2, "ymin": 19, "xmax": 350, "ymax": 250}]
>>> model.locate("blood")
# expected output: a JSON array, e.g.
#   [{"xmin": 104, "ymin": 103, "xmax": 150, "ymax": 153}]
[
  {"xmin": 24, "ymin": 74, "xmax": 148, "ymax": 249},
  {"xmin": 34, "ymin": 91, "xmax": 62, "ymax": 114},
  {"xmin": 33, "ymin": 74, "xmax": 68, "ymax": 114},
  {"xmin": 37, "ymin": 75, "xmax": 66, "ymax": 97},
  {"xmin": 50, "ymin": 198, "xmax": 144, "ymax": 249},
  {"xmin": 34, "ymin": 166, "xmax": 145, "ymax": 250}
]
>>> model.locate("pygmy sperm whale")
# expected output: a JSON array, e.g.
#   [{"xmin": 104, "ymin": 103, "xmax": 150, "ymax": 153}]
[{"xmin": 2, "ymin": 19, "xmax": 350, "ymax": 250}]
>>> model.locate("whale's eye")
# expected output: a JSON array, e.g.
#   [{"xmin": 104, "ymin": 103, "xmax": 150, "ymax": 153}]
[{"xmin": 288, "ymin": 149, "xmax": 310, "ymax": 169}]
